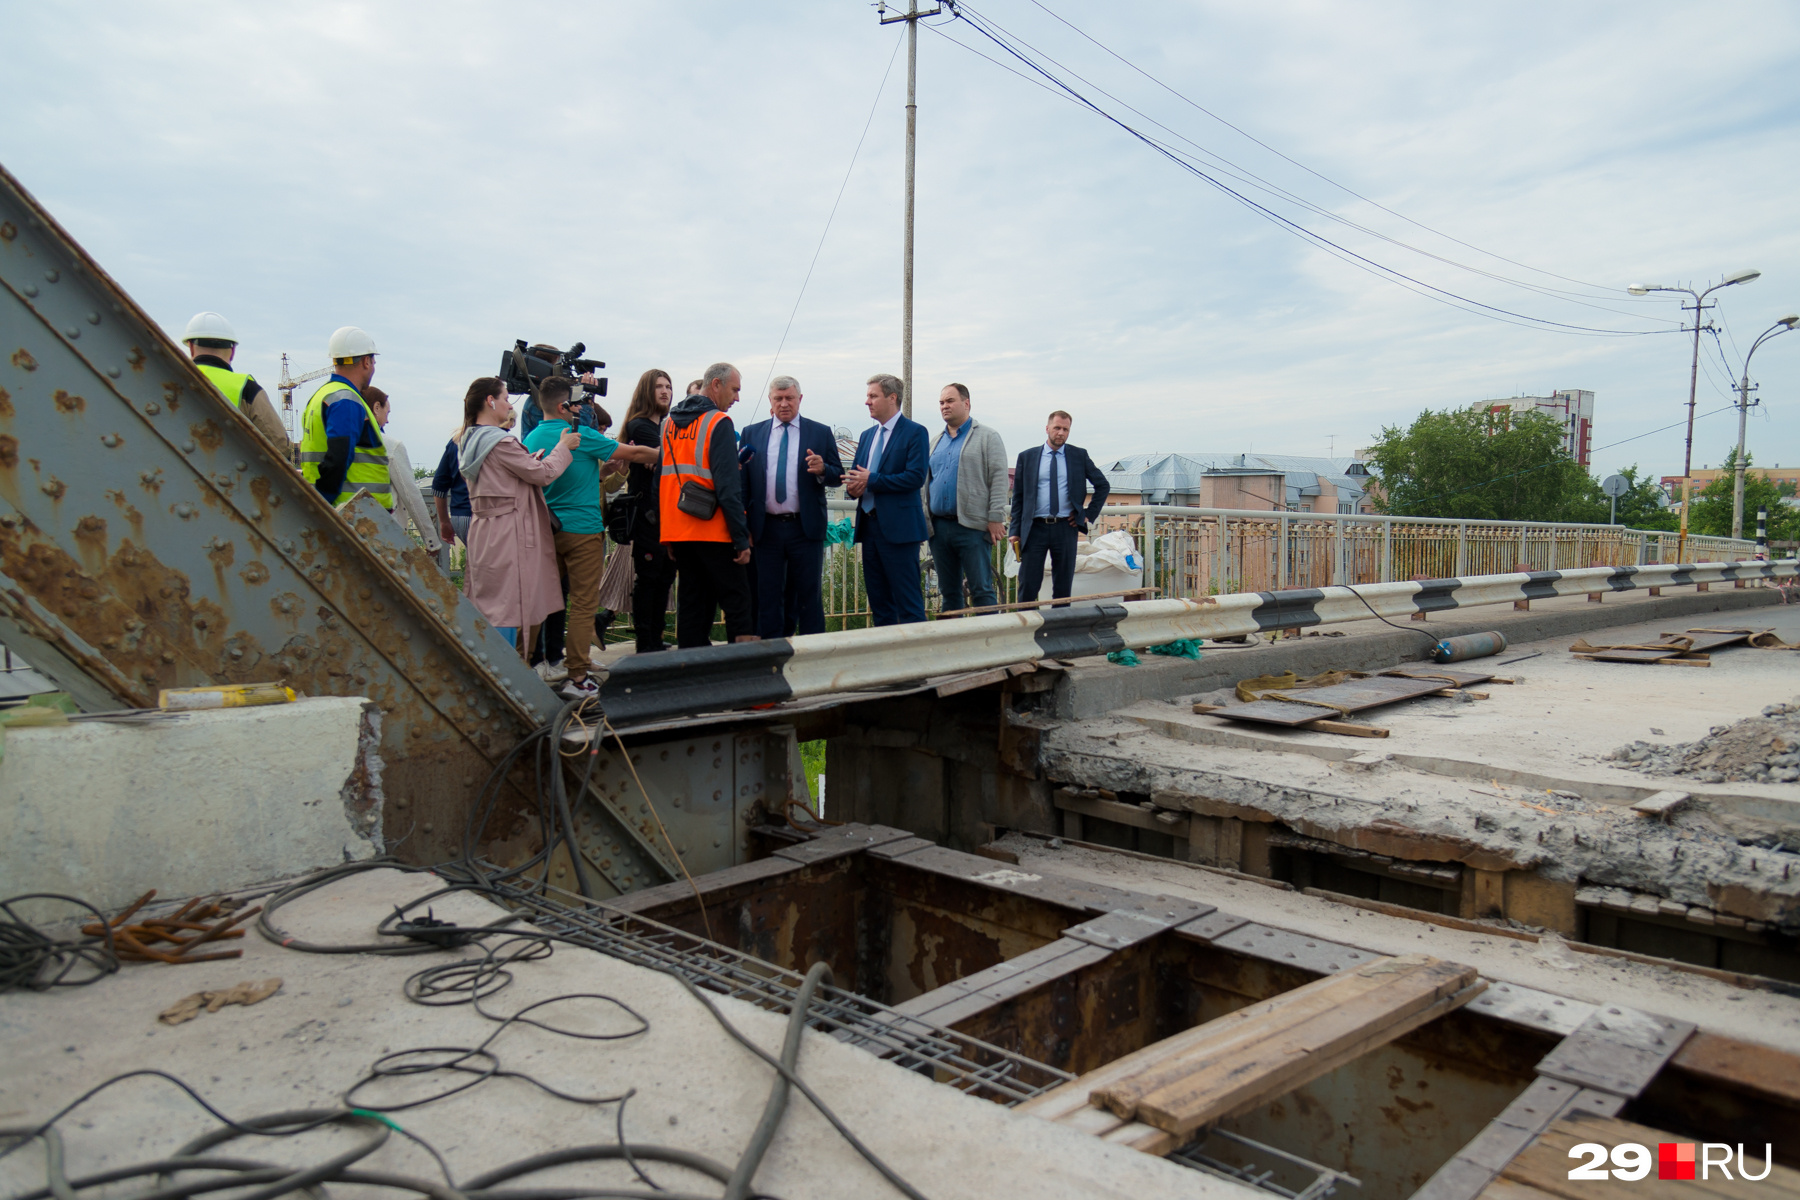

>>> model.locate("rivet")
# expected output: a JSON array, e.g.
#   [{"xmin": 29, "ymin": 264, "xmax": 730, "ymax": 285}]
[
  {"xmin": 43, "ymin": 269, "xmax": 59, "ymax": 283},
  {"xmin": 21, "ymin": 284, "xmax": 37, "ymax": 298}
]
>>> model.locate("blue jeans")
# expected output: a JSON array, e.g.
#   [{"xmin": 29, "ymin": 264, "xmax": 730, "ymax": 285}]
[{"xmin": 929, "ymin": 517, "xmax": 998, "ymax": 613}]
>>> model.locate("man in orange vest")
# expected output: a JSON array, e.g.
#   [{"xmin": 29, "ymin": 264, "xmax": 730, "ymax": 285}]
[{"xmin": 660, "ymin": 361, "xmax": 755, "ymax": 648}]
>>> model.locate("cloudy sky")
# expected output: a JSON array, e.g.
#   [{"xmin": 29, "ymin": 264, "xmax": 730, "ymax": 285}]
[{"xmin": 6, "ymin": 1, "xmax": 1798, "ymax": 484}]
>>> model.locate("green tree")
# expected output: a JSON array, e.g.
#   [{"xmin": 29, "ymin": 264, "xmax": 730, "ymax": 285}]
[
  {"xmin": 1367, "ymin": 408, "xmax": 1602, "ymax": 522},
  {"xmin": 1686, "ymin": 448, "xmax": 1798, "ymax": 539},
  {"xmin": 1602, "ymin": 465, "xmax": 1677, "ymax": 531}
]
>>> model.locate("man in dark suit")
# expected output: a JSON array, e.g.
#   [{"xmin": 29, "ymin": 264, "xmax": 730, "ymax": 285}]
[
  {"xmin": 1008, "ymin": 409, "xmax": 1111, "ymax": 606},
  {"xmin": 847, "ymin": 373, "xmax": 930, "ymax": 626},
  {"xmin": 741, "ymin": 375, "xmax": 844, "ymax": 638}
]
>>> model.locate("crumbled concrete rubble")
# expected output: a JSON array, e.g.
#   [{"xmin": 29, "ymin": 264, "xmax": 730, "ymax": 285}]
[
  {"xmin": 1042, "ymin": 717, "xmax": 1800, "ymax": 932},
  {"xmin": 1608, "ymin": 701, "xmax": 1800, "ymax": 786}
]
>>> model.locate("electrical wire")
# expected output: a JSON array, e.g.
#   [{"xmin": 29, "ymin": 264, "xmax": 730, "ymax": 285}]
[
  {"xmin": 0, "ymin": 893, "xmax": 118, "ymax": 992},
  {"xmin": 941, "ymin": 4, "xmax": 1671, "ymax": 339},
  {"xmin": 750, "ymin": 29, "xmax": 907, "ymax": 421},
  {"xmin": 1014, "ymin": 0, "xmax": 1668, "ymax": 302}
]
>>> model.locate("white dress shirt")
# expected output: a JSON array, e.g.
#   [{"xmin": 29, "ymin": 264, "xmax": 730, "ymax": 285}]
[{"xmin": 765, "ymin": 418, "xmax": 803, "ymax": 515}]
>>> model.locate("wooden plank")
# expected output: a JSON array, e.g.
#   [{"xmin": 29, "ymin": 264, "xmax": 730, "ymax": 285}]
[
  {"xmin": 1015, "ymin": 956, "xmax": 1411, "ymax": 1124},
  {"xmin": 1575, "ymin": 654, "xmax": 1711, "ymax": 668},
  {"xmin": 1100, "ymin": 1121, "xmax": 1177, "ymax": 1155},
  {"xmin": 1087, "ymin": 955, "xmax": 1472, "ymax": 1121},
  {"xmin": 1123, "ymin": 960, "xmax": 1482, "ymax": 1137},
  {"xmin": 1670, "ymin": 1032, "xmax": 1800, "ymax": 1106},
  {"xmin": 1504, "ymin": 1113, "xmax": 1800, "ymax": 1199},
  {"xmin": 1053, "ymin": 789, "xmax": 1169, "ymax": 835},
  {"xmin": 1478, "ymin": 1177, "xmax": 1572, "ymax": 1200}
]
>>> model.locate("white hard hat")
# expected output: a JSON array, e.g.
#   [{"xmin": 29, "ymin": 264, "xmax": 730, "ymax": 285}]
[
  {"xmin": 182, "ymin": 311, "xmax": 237, "ymax": 344},
  {"xmin": 327, "ymin": 326, "xmax": 378, "ymax": 360}
]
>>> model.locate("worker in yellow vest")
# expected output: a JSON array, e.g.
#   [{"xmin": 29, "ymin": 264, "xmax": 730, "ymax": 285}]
[
  {"xmin": 299, "ymin": 326, "xmax": 391, "ymax": 509},
  {"xmin": 181, "ymin": 311, "xmax": 288, "ymax": 449}
]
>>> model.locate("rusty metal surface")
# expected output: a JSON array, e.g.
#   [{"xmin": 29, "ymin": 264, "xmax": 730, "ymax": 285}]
[
  {"xmin": 1216, "ymin": 674, "xmax": 1461, "ymax": 727},
  {"xmin": 0, "ymin": 162, "xmax": 674, "ymax": 888}
]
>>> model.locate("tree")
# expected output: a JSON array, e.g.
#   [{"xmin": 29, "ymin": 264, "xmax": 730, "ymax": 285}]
[
  {"xmin": 1602, "ymin": 465, "xmax": 1676, "ymax": 531},
  {"xmin": 1367, "ymin": 408, "xmax": 1601, "ymax": 522},
  {"xmin": 1686, "ymin": 448, "xmax": 1798, "ymax": 540}
]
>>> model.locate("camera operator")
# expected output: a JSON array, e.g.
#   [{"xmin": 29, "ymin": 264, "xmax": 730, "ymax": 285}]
[{"xmin": 522, "ymin": 377, "xmax": 656, "ymax": 698}]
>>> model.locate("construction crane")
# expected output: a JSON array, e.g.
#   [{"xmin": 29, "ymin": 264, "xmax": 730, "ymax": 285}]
[{"xmin": 276, "ymin": 352, "xmax": 330, "ymax": 445}]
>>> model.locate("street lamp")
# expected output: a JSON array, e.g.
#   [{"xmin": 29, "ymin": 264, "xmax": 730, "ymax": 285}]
[
  {"xmin": 1626, "ymin": 269, "xmax": 1760, "ymax": 560},
  {"xmin": 1731, "ymin": 314, "xmax": 1800, "ymax": 538}
]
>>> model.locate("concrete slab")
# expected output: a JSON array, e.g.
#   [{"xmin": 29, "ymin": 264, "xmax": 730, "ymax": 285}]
[
  {"xmin": 0, "ymin": 867, "xmax": 1245, "ymax": 1200},
  {"xmin": 993, "ymin": 835, "xmax": 1800, "ymax": 1055},
  {"xmin": 1045, "ymin": 585, "xmax": 1786, "ymax": 720},
  {"xmin": 1116, "ymin": 603, "xmax": 1800, "ymax": 835},
  {"xmin": 0, "ymin": 697, "xmax": 383, "ymax": 913}
]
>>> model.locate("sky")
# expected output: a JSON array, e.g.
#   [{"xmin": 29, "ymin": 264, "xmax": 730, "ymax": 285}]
[{"xmin": 5, "ymin": 1, "xmax": 1799, "ymax": 484}]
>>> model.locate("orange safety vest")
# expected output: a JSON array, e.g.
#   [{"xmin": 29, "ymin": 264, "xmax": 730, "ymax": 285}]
[{"xmin": 659, "ymin": 408, "xmax": 731, "ymax": 543}]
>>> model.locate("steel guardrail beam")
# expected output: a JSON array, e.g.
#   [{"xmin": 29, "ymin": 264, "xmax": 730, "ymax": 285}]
[
  {"xmin": 599, "ymin": 559, "xmax": 1794, "ymax": 726},
  {"xmin": 0, "ymin": 161, "xmax": 671, "ymax": 890}
]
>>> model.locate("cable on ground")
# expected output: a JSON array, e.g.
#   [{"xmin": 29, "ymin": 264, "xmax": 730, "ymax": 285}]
[{"xmin": 0, "ymin": 892, "xmax": 118, "ymax": 992}]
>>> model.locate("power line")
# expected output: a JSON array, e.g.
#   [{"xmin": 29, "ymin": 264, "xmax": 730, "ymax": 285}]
[
  {"xmin": 751, "ymin": 30, "xmax": 907, "ymax": 418},
  {"xmin": 1017, "ymin": 0, "xmax": 1666, "ymax": 304},
  {"xmin": 945, "ymin": 6, "xmax": 1665, "ymax": 338}
]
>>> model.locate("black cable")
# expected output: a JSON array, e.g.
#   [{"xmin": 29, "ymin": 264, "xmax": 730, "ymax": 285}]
[
  {"xmin": 0, "ymin": 892, "xmax": 119, "ymax": 992},
  {"xmin": 724, "ymin": 962, "xmax": 832, "ymax": 1200}
]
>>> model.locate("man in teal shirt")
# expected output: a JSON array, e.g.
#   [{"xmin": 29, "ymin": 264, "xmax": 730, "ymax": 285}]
[{"xmin": 523, "ymin": 376, "xmax": 655, "ymax": 697}]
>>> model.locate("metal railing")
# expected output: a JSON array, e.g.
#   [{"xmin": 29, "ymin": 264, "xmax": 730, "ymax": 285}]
[{"xmin": 814, "ymin": 501, "xmax": 1756, "ymax": 629}]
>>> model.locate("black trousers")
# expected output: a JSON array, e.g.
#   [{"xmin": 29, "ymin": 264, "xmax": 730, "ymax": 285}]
[
  {"xmin": 1018, "ymin": 519, "xmax": 1078, "ymax": 605},
  {"xmin": 671, "ymin": 542, "xmax": 754, "ymax": 649},
  {"xmin": 630, "ymin": 539, "xmax": 678, "ymax": 653},
  {"xmin": 753, "ymin": 516, "xmax": 826, "ymax": 638}
]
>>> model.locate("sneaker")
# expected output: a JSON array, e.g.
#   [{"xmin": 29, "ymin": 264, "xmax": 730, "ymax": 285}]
[
  {"xmin": 560, "ymin": 676, "xmax": 598, "ymax": 700},
  {"xmin": 535, "ymin": 661, "xmax": 569, "ymax": 684}
]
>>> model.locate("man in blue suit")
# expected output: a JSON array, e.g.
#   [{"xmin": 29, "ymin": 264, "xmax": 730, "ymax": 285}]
[
  {"xmin": 741, "ymin": 375, "xmax": 844, "ymax": 637},
  {"xmin": 847, "ymin": 373, "xmax": 929, "ymax": 626},
  {"xmin": 1008, "ymin": 409, "xmax": 1111, "ymax": 606}
]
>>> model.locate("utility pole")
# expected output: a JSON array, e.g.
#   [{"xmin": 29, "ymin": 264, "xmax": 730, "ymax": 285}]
[
  {"xmin": 1628, "ymin": 270, "xmax": 1759, "ymax": 561},
  {"xmin": 1730, "ymin": 315, "xmax": 1799, "ymax": 539},
  {"xmin": 879, "ymin": 0, "xmax": 943, "ymax": 418}
]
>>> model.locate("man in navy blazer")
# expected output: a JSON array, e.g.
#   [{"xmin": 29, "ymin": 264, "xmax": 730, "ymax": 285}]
[
  {"xmin": 740, "ymin": 376, "xmax": 844, "ymax": 638},
  {"xmin": 847, "ymin": 373, "xmax": 930, "ymax": 626},
  {"xmin": 1008, "ymin": 409, "xmax": 1111, "ymax": 605}
]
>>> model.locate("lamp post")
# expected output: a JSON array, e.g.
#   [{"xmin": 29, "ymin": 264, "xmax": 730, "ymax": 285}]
[
  {"xmin": 1628, "ymin": 269, "xmax": 1760, "ymax": 560},
  {"xmin": 1731, "ymin": 315, "xmax": 1800, "ymax": 539}
]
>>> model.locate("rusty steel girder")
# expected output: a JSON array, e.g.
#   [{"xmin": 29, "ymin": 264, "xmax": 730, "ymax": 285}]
[{"xmin": 0, "ymin": 162, "xmax": 671, "ymax": 891}]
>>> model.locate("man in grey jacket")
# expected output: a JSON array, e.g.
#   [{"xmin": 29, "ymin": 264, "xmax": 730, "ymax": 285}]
[{"xmin": 926, "ymin": 382, "xmax": 1009, "ymax": 613}]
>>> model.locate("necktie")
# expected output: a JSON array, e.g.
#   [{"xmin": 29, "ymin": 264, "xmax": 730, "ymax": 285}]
[
  {"xmin": 1047, "ymin": 448, "xmax": 1060, "ymax": 519},
  {"xmin": 861, "ymin": 426, "xmax": 887, "ymax": 513},
  {"xmin": 775, "ymin": 423, "xmax": 790, "ymax": 504}
]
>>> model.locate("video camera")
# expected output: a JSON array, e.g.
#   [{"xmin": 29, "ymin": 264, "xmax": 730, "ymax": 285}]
[{"xmin": 498, "ymin": 340, "xmax": 608, "ymax": 399}]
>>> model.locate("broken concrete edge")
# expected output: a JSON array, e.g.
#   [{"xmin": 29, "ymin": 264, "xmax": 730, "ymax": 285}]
[
  {"xmin": 1045, "ymin": 587, "xmax": 1787, "ymax": 721},
  {"xmin": 1038, "ymin": 732, "xmax": 1800, "ymax": 932}
]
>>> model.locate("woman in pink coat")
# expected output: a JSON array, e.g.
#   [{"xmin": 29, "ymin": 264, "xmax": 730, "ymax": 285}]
[{"xmin": 456, "ymin": 376, "xmax": 579, "ymax": 651}]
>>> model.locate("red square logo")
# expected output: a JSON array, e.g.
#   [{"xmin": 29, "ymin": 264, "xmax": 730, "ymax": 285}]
[{"xmin": 1659, "ymin": 1143, "xmax": 1696, "ymax": 1180}]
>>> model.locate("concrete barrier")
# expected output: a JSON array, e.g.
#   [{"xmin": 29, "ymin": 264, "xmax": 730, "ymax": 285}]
[{"xmin": 0, "ymin": 696, "xmax": 382, "ymax": 912}]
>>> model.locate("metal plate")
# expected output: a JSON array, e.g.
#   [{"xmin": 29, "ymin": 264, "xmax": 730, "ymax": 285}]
[
  {"xmin": 1209, "ymin": 922, "xmax": 1376, "ymax": 973},
  {"xmin": 1214, "ymin": 675, "xmax": 1457, "ymax": 727},
  {"xmin": 1534, "ymin": 1006, "xmax": 1696, "ymax": 1096},
  {"xmin": 1173, "ymin": 909, "xmax": 1252, "ymax": 943},
  {"xmin": 1063, "ymin": 898, "xmax": 1215, "ymax": 950}
]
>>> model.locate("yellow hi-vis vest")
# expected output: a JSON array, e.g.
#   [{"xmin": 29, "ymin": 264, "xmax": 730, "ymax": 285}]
[
  {"xmin": 299, "ymin": 379, "xmax": 392, "ymax": 508},
  {"xmin": 194, "ymin": 362, "xmax": 256, "ymax": 409}
]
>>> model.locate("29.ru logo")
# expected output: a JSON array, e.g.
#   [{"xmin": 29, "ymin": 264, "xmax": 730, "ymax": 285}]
[{"xmin": 1569, "ymin": 1142, "xmax": 1774, "ymax": 1181}]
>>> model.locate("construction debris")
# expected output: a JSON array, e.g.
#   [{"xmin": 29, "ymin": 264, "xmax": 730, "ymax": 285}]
[
  {"xmin": 1608, "ymin": 704, "xmax": 1800, "ymax": 787},
  {"xmin": 81, "ymin": 891, "xmax": 263, "ymax": 965},
  {"xmin": 158, "ymin": 977, "xmax": 283, "ymax": 1025}
]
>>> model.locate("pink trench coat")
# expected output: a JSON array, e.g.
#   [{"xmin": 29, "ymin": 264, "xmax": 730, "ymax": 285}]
[{"xmin": 464, "ymin": 437, "xmax": 573, "ymax": 631}]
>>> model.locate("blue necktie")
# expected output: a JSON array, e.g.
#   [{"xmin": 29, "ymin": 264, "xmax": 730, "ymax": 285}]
[
  {"xmin": 1048, "ymin": 448, "xmax": 1060, "ymax": 519},
  {"xmin": 775, "ymin": 423, "xmax": 790, "ymax": 504},
  {"xmin": 861, "ymin": 427, "xmax": 887, "ymax": 513}
]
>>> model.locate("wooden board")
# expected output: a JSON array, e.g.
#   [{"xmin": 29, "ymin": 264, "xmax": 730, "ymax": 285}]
[
  {"xmin": 1214, "ymin": 674, "xmax": 1458, "ymax": 727},
  {"xmin": 1495, "ymin": 1111, "xmax": 1800, "ymax": 1199},
  {"xmin": 1020, "ymin": 954, "xmax": 1482, "ymax": 1155}
]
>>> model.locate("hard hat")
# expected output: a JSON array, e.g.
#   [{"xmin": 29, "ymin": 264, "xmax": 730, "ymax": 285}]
[
  {"xmin": 182, "ymin": 311, "xmax": 237, "ymax": 344},
  {"xmin": 327, "ymin": 326, "xmax": 378, "ymax": 360}
]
